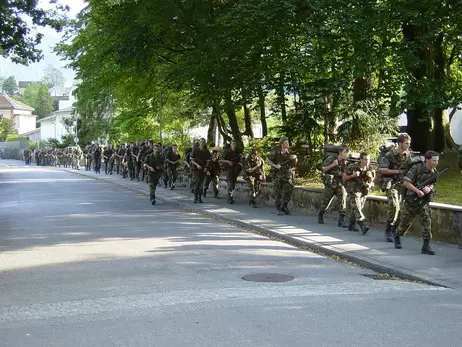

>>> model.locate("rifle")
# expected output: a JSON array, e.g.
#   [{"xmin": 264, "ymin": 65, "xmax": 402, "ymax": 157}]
[{"xmin": 406, "ymin": 168, "xmax": 448, "ymax": 200}]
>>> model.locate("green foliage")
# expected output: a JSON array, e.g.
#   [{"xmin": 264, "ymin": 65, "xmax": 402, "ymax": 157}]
[
  {"xmin": 0, "ymin": 1, "xmax": 68, "ymax": 64},
  {"xmin": 46, "ymin": 135, "xmax": 73, "ymax": 149},
  {"xmin": 5, "ymin": 135, "xmax": 28, "ymax": 141},
  {"xmin": 17, "ymin": 83, "xmax": 54, "ymax": 119},
  {"xmin": 57, "ymin": 0, "xmax": 462, "ymax": 155},
  {"xmin": 28, "ymin": 141, "xmax": 40, "ymax": 150},
  {"xmin": 1, "ymin": 76, "xmax": 17, "ymax": 95},
  {"xmin": 0, "ymin": 117, "xmax": 16, "ymax": 141}
]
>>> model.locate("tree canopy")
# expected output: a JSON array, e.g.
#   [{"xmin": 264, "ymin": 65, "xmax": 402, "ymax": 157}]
[
  {"xmin": 57, "ymin": 0, "xmax": 462, "ymax": 153},
  {"xmin": 0, "ymin": 0, "xmax": 69, "ymax": 65}
]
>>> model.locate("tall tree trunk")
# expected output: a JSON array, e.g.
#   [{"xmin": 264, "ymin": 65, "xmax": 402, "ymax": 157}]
[
  {"xmin": 277, "ymin": 72, "xmax": 287, "ymax": 125},
  {"xmin": 207, "ymin": 110, "xmax": 217, "ymax": 146},
  {"xmin": 402, "ymin": 23, "xmax": 432, "ymax": 153},
  {"xmin": 224, "ymin": 91, "xmax": 242, "ymax": 148},
  {"xmin": 243, "ymin": 104, "xmax": 254, "ymax": 138},
  {"xmin": 432, "ymin": 35, "xmax": 445, "ymax": 152},
  {"xmin": 258, "ymin": 84, "xmax": 267, "ymax": 137}
]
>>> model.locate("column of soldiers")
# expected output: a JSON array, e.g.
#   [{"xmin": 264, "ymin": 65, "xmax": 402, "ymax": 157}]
[
  {"xmin": 28, "ymin": 147, "xmax": 83, "ymax": 169},
  {"xmin": 75, "ymin": 133, "xmax": 444, "ymax": 255},
  {"xmin": 316, "ymin": 133, "xmax": 443, "ymax": 255}
]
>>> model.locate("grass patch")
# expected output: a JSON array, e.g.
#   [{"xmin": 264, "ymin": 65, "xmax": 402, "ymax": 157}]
[{"xmin": 293, "ymin": 150, "xmax": 461, "ymax": 206}]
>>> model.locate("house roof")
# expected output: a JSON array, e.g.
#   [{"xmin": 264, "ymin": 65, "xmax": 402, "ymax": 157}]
[
  {"xmin": 18, "ymin": 81, "xmax": 38, "ymax": 88},
  {"xmin": 38, "ymin": 106, "xmax": 75, "ymax": 122},
  {"xmin": 0, "ymin": 93, "xmax": 35, "ymax": 111},
  {"xmin": 20, "ymin": 128, "xmax": 40, "ymax": 136}
]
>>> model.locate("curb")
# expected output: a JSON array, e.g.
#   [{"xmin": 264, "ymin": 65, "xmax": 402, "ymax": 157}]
[{"xmin": 64, "ymin": 168, "xmax": 451, "ymax": 289}]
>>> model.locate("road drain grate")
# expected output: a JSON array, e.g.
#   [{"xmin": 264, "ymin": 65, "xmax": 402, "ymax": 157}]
[{"xmin": 361, "ymin": 274, "xmax": 398, "ymax": 281}]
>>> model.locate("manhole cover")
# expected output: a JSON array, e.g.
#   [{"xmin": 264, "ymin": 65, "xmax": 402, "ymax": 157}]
[{"xmin": 242, "ymin": 273, "xmax": 294, "ymax": 283}]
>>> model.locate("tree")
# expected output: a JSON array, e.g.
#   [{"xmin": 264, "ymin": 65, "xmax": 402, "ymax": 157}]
[
  {"xmin": 2, "ymin": 76, "xmax": 18, "ymax": 95},
  {"xmin": 0, "ymin": 118, "xmax": 17, "ymax": 141},
  {"xmin": 42, "ymin": 64, "xmax": 65, "ymax": 88},
  {"xmin": 0, "ymin": 1, "xmax": 68, "ymax": 64},
  {"xmin": 18, "ymin": 83, "xmax": 54, "ymax": 119}
]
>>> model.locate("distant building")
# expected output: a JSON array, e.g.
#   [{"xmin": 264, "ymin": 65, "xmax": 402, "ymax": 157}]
[
  {"xmin": 0, "ymin": 93, "xmax": 36, "ymax": 135},
  {"xmin": 17, "ymin": 81, "xmax": 40, "ymax": 96},
  {"xmin": 49, "ymin": 86, "xmax": 76, "ymax": 111},
  {"xmin": 38, "ymin": 106, "xmax": 75, "ymax": 141}
]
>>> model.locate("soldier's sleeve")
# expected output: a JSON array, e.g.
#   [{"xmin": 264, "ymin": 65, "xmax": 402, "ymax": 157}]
[
  {"xmin": 190, "ymin": 149, "xmax": 196, "ymax": 162},
  {"xmin": 403, "ymin": 164, "xmax": 418, "ymax": 184},
  {"xmin": 345, "ymin": 163, "xmax": 354, "ymax": 176},
  {"xmin": 322, "ymin": 155, "xmax": 334, "ymax": 168},
  {"xmin": 267, "ymin": 150, "xmax": 277, "ymax": 164}
]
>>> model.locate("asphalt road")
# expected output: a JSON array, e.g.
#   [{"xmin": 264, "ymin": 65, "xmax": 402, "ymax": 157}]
[{"xmin": 1, "ymin": 160, "xmax": 462, "ymax": 347}]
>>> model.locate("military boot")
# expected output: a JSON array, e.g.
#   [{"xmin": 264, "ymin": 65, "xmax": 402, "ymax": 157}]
[
  {"xmin": 385, "ymin": 224, "xmax": 394, "ymax": 243},
  {"xmin": 203, "ymin": 189, "xmax": 207, "ymax": 198},
  {"xmin": 394, "ymin": 235, "xmax": 402, "ymax": 249},
  {"xmin": 276, "ymin": 202, "xmax": 283, "ymax": 215},
  {"xmin": 281, "ymin": 202, "xmax": 291, "ymax": 215},
  {"xmin": 193, "ymin": 193, "xmax": 198, "ymax": 203},
  {"xmin": 150, "ymin": 195, "xmax": 156, "ymax": 206},
  {"xmin": 228, "ymin": 195, "xmax": 235, "ymax": 204},
  {"xmin": 249, "ymin": 199, "xmax": 257, "ymax": 208},
  {"xmin": 348, "ymin": 223, "xmax": 359, "ymax": 232},
  {"xmin": 317, "ymin": 211, "xmax": 324, "ymax": 224},
  {"xmin": 421, "ymin": 239, "xmax": 435, "ymax": 255},
  {"xmin": 337, "ymin": 215, "xmax": 346, "ymax": 228},
  {"xmin": 357, "ymin": 221, "xmax": 370, "ymax": 235}
]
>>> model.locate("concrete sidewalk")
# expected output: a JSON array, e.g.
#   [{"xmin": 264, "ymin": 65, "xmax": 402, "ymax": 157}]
[{"xmin": 59, "ymin": 167, "xmax": 462, "ymax": 289}]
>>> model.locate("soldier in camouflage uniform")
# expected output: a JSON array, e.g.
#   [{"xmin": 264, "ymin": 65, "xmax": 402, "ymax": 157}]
[
  {"xmin": 378, "ymin": 133, "xmax": 412, "ymax": 242},
  {"xmin": 266, "ymin": 137, "xmax": 296, "ymax": 215},
  {"xmin": 243, "ymin": 149, "xmax": 265, "ymax": 208},
  {"xmin": 93, "ymin": 143, "xmax": 102, "ymax": 173},
  {"xmin": 317, "ymin": 145, "xmax": 349, "ymax": 227},
  {"xmin": 143, "ymin": 143, "xmax": 164, "ymax": 205},
  {"xmin": 190, "ymin": 138, "xmax": 211, "ymax": 204},
  {"xmin": 203, "ymin": 149, "xmax": 221, "ymax": 199},
  {"xmin": 394, "ymin": 150, "xmax": 441, "ymax": 255},
  {"xmin": 221, "ymin": 140, "xmax": 242, "ymax": 204},
  {"xmin": 343, "ymin": 153, "xmax": 375, "ymax": 234},
  {"xmin": 103, "ymin": 144, "xmax": 114, "ymax": 175},
  {"xmin": 165, "ymin": 145, "xmax": 181, "ymax": 190}
]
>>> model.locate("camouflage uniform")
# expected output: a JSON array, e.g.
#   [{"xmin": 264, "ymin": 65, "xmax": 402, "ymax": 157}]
[
  {"xmin": 318, "ymin": 155, "xmax": 348, "ymax": 226},
  {"xmin": 243, "ymin": 151, "xmax": 265, "ymax": 207},
  {"xmin": 344, "ymin": 162, "xmax": 375, "ymax": 234},
  {"xmin": 395, "ymin": 163, "xmax": 439, "ymax": 254},
  {"xmin": 204, "ymin": 151, "xmax": 221, "ymax": 198},
  {"xmin": 268, "ymin": 148, "xmax": 294, "ymax": 215},
  {"xmin": 93, "ymin": 145, "xmax": 102, "ymax": 173},
  {"xmin": 222, "ymin": 147, "xmax": 242, "ymax": 203},
  {"xmin": 144, "ymin": 149, "xmax": 164, "ymax": 205},
  {"xmin": 190, "ymin": 146, "xmax": 211, "ymax": 203},
  {"xmin": 379, "ymin": 149, "xmax": 411, "ymax": 231},
  {"xmin": 103, "ymin": 146, "xmax": 114, "ymax": 174},
  {"xmin": 166, "ymin": 151, "xmax": 181, "ymax": 189}
]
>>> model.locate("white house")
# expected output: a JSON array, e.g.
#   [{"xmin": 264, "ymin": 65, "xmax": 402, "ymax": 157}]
[
  {"xmin": 21, "ymin": 128, "xmax": 41, "ymax": 142},
  {"xmin": 0, "ymin": 93, "xmax": 37, "ymax": 135},
  {"xmin": 38, "ymin": 106, "xmax": 76, "ymax": 141},
  {"xmin": 49, "ymin": 85, "xmax": 77, "ymax": 111}
]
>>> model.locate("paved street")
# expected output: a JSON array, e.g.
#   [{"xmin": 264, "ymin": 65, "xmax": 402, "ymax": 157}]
[{"xmin": 1, "ymin": 160, "xmax": 462, "ymax": 347}]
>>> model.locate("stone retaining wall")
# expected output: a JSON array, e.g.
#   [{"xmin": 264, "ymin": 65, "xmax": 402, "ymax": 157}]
[{"xmin": 176, "ymin": 173, "xmax": 462, "ymax": 245}]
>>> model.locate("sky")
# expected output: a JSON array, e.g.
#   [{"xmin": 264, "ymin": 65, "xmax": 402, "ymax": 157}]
[{"xmin": 0, "ymin": 0, "xmax": 87, "ymax": 87}]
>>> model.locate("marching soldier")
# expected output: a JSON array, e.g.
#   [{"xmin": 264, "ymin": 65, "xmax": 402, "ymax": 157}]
[
  {"xmin": 143, "ymin": 143, "xmax": 164, "ymax": 205},
  {"xmin": 243, "ymin": 149, "xmax": 265, "ymax": 208},
  {"xmin": 379, "ymin": 133, "xmax": 413, "ymax": 242},
  {"xmin": 317, "ymin": 145, "xmax": 349, "ymax": 226},
  {"xmin": 190, "ymin": 138, "xmax": 211, "ymax": 204},
  {"xmin": 93, "ymin": 143, "xmax": 102, "ymax": 173},
  {"xmin": 103, "ymin": 144, "xmax": 114, "ymax": 175},
  {"xmin": 166, "ymin": 145, "xmax": 181, "ymax": 190},
  {"xmin": 266, "ymin": 137, "xmax": 296, "ymax": 215},
  {"xmin": 394, "ymin": 150, "xmax": 442, "ymax": 255},
  {"xmin": 203, "ymin": 149, "xmax": 221, "ymax": 199},
  {"xmin": 343, "ymin": 153, "xmax": 375, "ymax": 234},
  {"xmin": 221, "ymin": 139, "xmax": 242, "ymax": 204}
]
